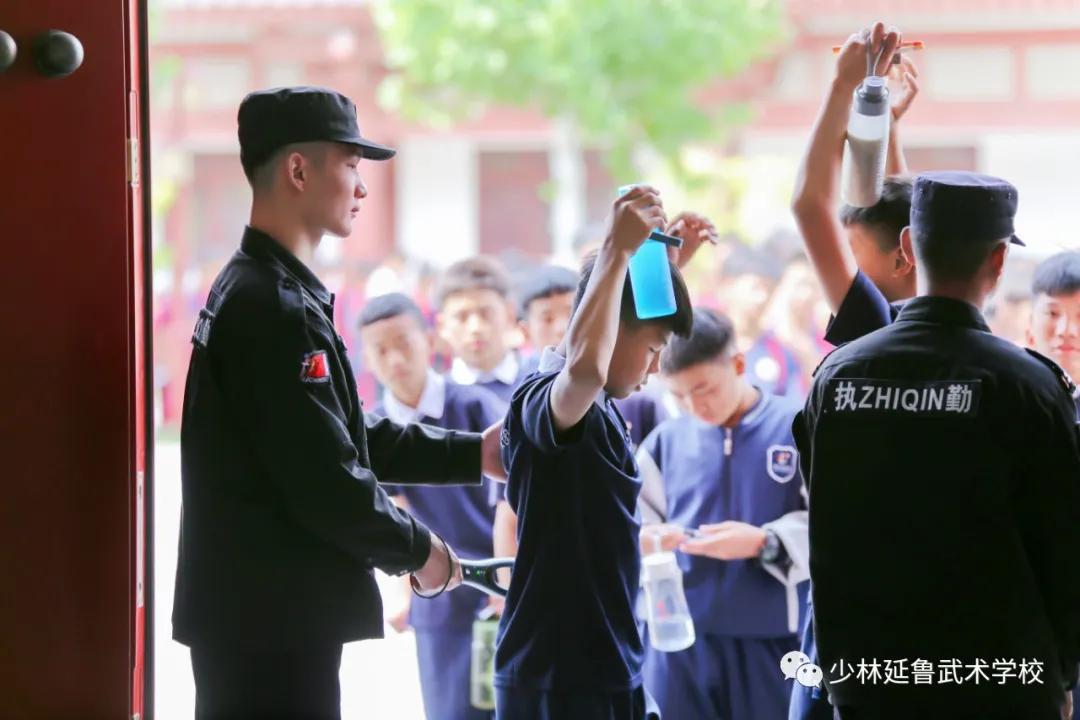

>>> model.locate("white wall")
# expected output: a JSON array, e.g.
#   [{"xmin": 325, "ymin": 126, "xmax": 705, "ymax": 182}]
[
  {"xmin": 391, "ymin": 130, "xmax": 1077, "ymax": 261},
  {"xmin": 740, "ymin": 131, "xmax": 1079, "ymax": 255},
  {"xmin": 738, "ymin": 135, "xmax": 810, "ymax": 239},
  {"xmin": 981, "ymin": 133, "xmax": 1080, "ymax": 254},
  {"xmin": 395, "ymin": 135, "xmax": 478, "ymax": 267}
]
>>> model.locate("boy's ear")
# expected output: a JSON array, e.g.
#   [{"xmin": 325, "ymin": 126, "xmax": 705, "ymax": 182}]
[
  {"xmin": 1024, "ymin": 326, "xmax": 1036, "ymax": 349},
  {"xmin": 506, "ymin": 323, "xmax": 527, "ymax": 352},
  {"xmin": 358, "ymin": 328, "xmax": 376, "ymax": 366},
  {"xmin": 286, "ymin": 151, "xmax": 308, "ymax": 191},
  {"xmin": 731, "ymin": 352, "xmax": 747, "ymax": 377},
  {"xmin": 894, "ymin": 234, "xmax": 916, "ymax": 277},
  {"xmin": 899, "ymin": 227, "xmax": 915, "ymax": 273}
]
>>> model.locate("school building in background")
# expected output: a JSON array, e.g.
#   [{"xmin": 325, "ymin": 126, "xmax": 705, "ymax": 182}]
[
  {"xmin": 152, "ymin": 0, "xmax": 1080, "ymax": 263},
  {"xmin": 150, "ymin": 0, "xmax": 1080, "ymax": 424}
]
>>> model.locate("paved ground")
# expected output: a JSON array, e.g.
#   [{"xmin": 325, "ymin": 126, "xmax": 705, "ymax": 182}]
[{"xmin": 153, "ymin": 440, "xmax": 426, "ymax": 719}]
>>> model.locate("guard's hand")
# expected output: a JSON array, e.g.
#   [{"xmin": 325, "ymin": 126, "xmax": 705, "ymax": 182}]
[
  {"xmin": 641, "ymin": 523, "xmax": 688, "ymax": 554},
  {"xmin": 607, "ymin": 185, "xmax": 666, "ymax": 257},
  {"xmin": 835, "ymin": 22, "xmax": 900, "ymax": 92},
  {"xmin": 1061, "ymin": 691, "xmax": 1073, "ymax": 720},
  {"xmin": 413, "ymin": 534, "xmax": 463, "ymax": 594},
  {"xmin": 889, "ymin": 55, "xmax": 920, "ymax": 123},
  {"xmin": 680, "ymin": 521, "xmax": 767, "ymax": 561},
  {"xmin": 481, "ymin": 420, "xmax": 507, "ymax": 481},
  {"xmin": 665, "ymin": 211, "xmax": 719, "ymax": 269}
]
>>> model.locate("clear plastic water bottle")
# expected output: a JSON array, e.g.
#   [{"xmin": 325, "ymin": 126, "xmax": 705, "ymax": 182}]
[
  {"xmin": 842, "ymin": 75, "xmax": 891, "ymax": 208},
  {"xmin": 641, "ymin": 548, "xmax": 696, "ymax": 652},
  {"xmin": 617, "ymin": 185, "xmax": 678, "ymax": 320}
]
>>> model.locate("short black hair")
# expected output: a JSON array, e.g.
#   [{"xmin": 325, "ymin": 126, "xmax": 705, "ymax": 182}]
[
  {"xmin": 572, "ymin": 251, "xmax": 693, "ymax": 339},
  {"xmin": 839, "ymin": 176, "xmax": 914, "ymax": 252},
  {"xmin": 719, "ymin": 244, "xmax": 782, "ymax": 282},
  {"xmin": 246, "ymin": 141, "xmax": 332, "ymax": 190},
  {"xmin": 358, "ymin": 292, "xmax": 427, "ymax": 329},
  {"xmin": 518, "ymin": 265, "xmax": 579, "ymax": 317},
  {"xmin": 912, "ymin": 231, "xmax": 1008, "ymax": 284},
  {"xmin": 435, "ymin": 256, "xmax": 511, "ymax": 308},
  {"xmin": 1032, "ymin": 250, "xmax": 1080, "ymax": 297},
  {"xmin": 660, "ymin": 308, "xmax": 736, "ymax": 375}
]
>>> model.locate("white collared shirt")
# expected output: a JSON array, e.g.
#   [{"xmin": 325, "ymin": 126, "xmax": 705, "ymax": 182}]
[
  {"xmin": 382, "ymin": 369, "xmax": 446, "ymax": 425},
  {"xmin": 536, "ymin": 346, "xmax": 565, "ymax": 373},
  {"xmin": 450, "ymin": 352, "xmax": 520, "ymax": 387}
]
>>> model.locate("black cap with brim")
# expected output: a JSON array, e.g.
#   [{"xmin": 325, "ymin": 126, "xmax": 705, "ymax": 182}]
[
  {"xmin": 911, "ymin": 171, "xmax": 1024, "ymax": 247},
  {"xmin": 238, "ymin": 86, "xmax": 396, "ymax": 176},
  {"xmin": 329, "ymin": 132, "xmax": 395, "ymax": 161}
]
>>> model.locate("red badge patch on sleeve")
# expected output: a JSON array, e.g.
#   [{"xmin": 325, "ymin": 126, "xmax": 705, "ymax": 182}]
[{"xmin": 300, "ymin": 350, "xmax": 331, "ymax": 383}]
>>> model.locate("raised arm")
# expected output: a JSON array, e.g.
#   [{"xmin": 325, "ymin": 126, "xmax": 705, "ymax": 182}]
[
  {"xmin": 791, "ymin": 23, "xmax": 899, "ymax": 311},
  {"xmin": 665, "ymin": 211, "xmax": 719, "ymax": 270},
  {"xmin": 548, "ymin": 185, "xmax": 664, "ymax": 432},
  {"xmin": 885, "ymin": 55, "xmax": 920, "ymax": 177}
]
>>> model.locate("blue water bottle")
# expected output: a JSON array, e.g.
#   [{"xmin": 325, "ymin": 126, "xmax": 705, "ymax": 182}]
[{"xmin": 617, "ymin": 185, "xmax": 682, "ymax": 320}]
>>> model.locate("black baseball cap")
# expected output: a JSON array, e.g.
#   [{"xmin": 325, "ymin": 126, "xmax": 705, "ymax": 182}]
[
  {"xmin": 910, "ymin": 171, "xmax": 1024, "ymax": 247},
  {"xmin": 237, "ymin": 86, "xmax": 395, "ymax": 178}
]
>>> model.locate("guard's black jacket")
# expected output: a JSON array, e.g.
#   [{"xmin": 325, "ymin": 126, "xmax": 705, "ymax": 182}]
[
  {"xmin": 795, "ymin": 296, "xmax": 1080, "ymax": 718},
  {"xmin": 173, "ymin": 227, "xmax": 482, "ymax": 650}
]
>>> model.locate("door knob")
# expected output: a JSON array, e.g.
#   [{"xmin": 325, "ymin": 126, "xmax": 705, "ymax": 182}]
[
  {"xmin": 0, "ymin": 31, "xmax": 15, "ymax": 73},
  {"xmin": 33, "ymin": 30, "xmax": 83, "ymax": 78}
]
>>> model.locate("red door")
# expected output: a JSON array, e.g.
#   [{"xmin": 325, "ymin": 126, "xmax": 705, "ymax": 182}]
[{"xmin": 0, "ymin": 1, "xmax": 150, "ymax": 718}]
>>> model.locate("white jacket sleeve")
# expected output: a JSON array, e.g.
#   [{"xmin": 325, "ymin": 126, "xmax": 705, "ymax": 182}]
[
  {"xmin": 762, "ymin": 483, "xmax": 810, "ymax": 633},
  {"xmin": 635, "ymin": 445, "xmax": 667, "ymax": 525}
]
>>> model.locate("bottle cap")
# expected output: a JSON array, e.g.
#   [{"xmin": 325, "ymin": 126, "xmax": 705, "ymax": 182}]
[
  {"xmin": 641, "ymin": 551, "xmax": 682, "ymax": 582},
  {"xmin": 648, "ymin": 229, "xmax": 683, "ymax": 248},
  {"xmin": 854, "ymin": 76, "xmax": 890, "ymax": 116},
  {"xmin": 862, "ymin": 75, "xmax": 887, "ymax": 96}
]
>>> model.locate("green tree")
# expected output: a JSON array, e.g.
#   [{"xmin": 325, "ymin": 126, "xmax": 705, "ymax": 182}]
[{"xmin": 375, "ymin": 0, "xmax": 784, "ymax": 253}]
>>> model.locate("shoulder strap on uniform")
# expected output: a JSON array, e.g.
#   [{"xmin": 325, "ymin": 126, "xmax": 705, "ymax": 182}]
[
  {"xmin": 810, "ymin": 343, "xmax": 845, "ymax": 378},
  {"xmin": 1025, "ymin": 348, "xmax": 1077, "ymax": 395}
]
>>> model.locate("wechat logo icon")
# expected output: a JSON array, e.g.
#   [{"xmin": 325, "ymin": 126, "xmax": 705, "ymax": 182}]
[{"xmin": 780, "ymin": 650, "xmax": 823, "ymax": 688}]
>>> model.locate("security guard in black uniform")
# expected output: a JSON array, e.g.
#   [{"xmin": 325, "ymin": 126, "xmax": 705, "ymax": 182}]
[
  {"xmin": 794, "ymin": 172, "xmax": 1080, "ymax": 720},
  {"xmin": 173, "ymin": 87, "xmax": 502, "ymax": 719}
]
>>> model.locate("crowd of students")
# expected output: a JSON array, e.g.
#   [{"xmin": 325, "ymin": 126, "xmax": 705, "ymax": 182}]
[
  {"xmin": 330, "ymin": 23, "xmax": 1080, "ymax": 720},
  {"xmin": 171, "ymin": 19, "xmax": 1080, "ymax": 720},
  {"xmin": 354, "ymin": 236, "xmax": 1079, "ymax": 713}
]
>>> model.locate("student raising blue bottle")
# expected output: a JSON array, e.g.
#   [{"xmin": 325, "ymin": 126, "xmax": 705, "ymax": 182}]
[
  {"xmin": 495, "ymin": 185, "xmax": 693, "ymax": 720},
  {"xmin": 636, "ymin": 308, "xmax": 810, "ymax": 720}
]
